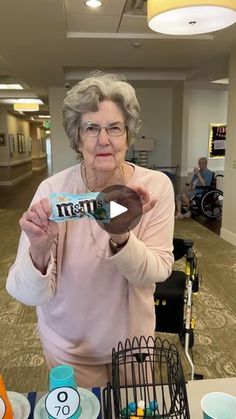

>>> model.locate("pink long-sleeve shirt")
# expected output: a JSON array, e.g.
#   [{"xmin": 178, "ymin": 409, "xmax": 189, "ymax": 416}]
[{"xmin": 6, "ymin": 163, "xmax": 174, "ymax": 365}]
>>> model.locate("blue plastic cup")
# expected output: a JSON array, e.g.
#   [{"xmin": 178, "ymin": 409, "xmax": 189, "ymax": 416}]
[
  {"xmin": 49, "ymin": 365, "xmax": 77, "ymax": 391},
  {"xmin": 48, "ymin": 365, "xmax": 81, "ymax": 419},
  {"xmin": 201, "ymin": 392, "xmax": 236, "ymax": 419}
]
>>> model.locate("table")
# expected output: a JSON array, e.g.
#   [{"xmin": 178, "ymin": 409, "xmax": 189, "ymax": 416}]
[
  {"xmin": 25, "ymin": 377, "xmax": 236, "ymax": 418},
  {"xmin": 186, "ymin": 377, "xmax": 236, "ymax": 419}
]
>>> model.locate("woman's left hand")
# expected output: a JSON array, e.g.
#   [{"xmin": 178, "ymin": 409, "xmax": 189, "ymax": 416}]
[
  {"xmin": 106, "ymin": 184, "xmax": 157, "ymax": 246},
  {"xmin": 104, "ymin": 183, "xmax": 157, "ymax": 219},
  {"xmin": 130, "ymin": 183, "xmax": 157, "ymax": 215}
]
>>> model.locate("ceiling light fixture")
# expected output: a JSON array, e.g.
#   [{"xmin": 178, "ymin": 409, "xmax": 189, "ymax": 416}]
[
  {"xmin": 14, "ymin": 98, "xmax": 44, "ymax": 104},
  {"xmin": 147, "ymin": 0, "xmax": 236, "ymax": 35},
  {"xmin": 211, "ymin": 78, "xmax": 229, "ymax": 84},
  {"xmin": 85, "ymin": 0, "xmax": 103, "ymax": 8},
  {"xmin": 0, "ymin": 99, "xmax": 17, "ymax": 104},
  {"xmin": 13, "ymin": 98, "xmax": 43, "ymax": 112},
  {"xmin": 0, "ymin": 84, "xmax": 23, "ymax": 90},
  {"xmin": 13, "ymin": 103, "xmax": 39, "ymax": 112}
]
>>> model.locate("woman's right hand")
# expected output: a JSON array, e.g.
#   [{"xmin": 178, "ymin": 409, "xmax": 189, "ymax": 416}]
[{"xmin": 19, "ymin": 198, "xmax": 58, "ymax": 273}]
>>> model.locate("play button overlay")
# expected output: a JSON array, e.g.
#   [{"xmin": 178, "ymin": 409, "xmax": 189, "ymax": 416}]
[
  {"xmin": 110, "ymin": 200, "xmax": 128, "ymax": 219},
  {"xmin": 96, "ymin": 184, "xmax": 143, "ymax": 234}
]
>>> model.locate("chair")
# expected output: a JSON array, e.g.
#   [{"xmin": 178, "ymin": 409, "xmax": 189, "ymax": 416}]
[
  {"xmin": 154, "ymin": 238, "xmax": 201, "ymax": 380},
  {"xmin": 186, "ymin": 173, "xmax": 223, "ymax": 219}
]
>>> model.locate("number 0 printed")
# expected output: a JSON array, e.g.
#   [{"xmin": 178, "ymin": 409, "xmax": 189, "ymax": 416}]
[{"xmin": 45, "ymin": 387, "xmax": 80, "ymax": 419}]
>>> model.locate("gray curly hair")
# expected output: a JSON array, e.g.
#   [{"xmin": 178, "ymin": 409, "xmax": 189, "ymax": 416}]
[{"xmin": 62, "ymin": 71, "xmax": 142, "ymax": 153}]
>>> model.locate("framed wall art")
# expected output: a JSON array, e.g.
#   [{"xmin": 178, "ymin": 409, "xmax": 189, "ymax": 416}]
[
  {"xmin": 21, "ymin": 135, "xmax": 25, "ymax": 152},
  {"xmin": 9, "ymin": 134, "xmax": 15, "ymax": 155},
  {"xmin": 208, "ymin": 123, "xmax": 226, "ymax": 159},
  {"xmin": 17, "ymin": 133, "xmax": 22, "ymax": 153},
  {"xmin": 0, "ymin": 133, "xmax": 6, "ymax": 146}
]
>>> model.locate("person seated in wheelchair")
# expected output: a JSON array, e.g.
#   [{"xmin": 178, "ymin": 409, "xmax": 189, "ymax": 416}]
[{"xmin": 175, "ymin": 157, "xmax": 213, "ymax": 220}]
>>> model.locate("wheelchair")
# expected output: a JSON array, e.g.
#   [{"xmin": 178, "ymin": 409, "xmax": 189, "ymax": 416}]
[
  {"xmin": 188, "ymin": 173, "xmax": 223, "ymax": 219},
  {"xmin": 154, "ymin": 238, "xmax": 201, "ymax": 380}
]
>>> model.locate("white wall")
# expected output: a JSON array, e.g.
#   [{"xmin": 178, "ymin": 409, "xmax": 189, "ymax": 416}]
[
  {"xmin": 172, "ymin": 83, "xmax": 184, "ymax": 167},
  {"xmin": 186, "ymin": 88, "xmax": 227, "ymax": 173},
  {"xmin": 221, "ymin": 49, "xmax": 236, "ymax": 246},
  {"xmin": 49, "ymin": 87, "xmax": 77, "ymax": 174},
  {"xmin": 136, "ymin": 88, "xmax": 173, "ymax": 167}
]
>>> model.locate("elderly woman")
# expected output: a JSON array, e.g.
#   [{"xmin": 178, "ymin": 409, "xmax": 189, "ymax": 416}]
[{"xmin": 6, "ymin": 72, "xmax": 174, "ymax": 387}]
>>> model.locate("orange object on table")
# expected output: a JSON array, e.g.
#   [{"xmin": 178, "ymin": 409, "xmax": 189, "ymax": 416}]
[{"xmin": 0, "ymin": 375, "xmax": 14, "ymax": 419}]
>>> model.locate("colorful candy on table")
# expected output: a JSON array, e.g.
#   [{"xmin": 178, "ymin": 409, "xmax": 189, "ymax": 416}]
[{"xmin": 122, "ymin": 399, "xmax": 158, "ymax": 418}]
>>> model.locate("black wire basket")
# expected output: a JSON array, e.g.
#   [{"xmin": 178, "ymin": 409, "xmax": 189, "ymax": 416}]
[{"xmin": 103, "ymin": 336, "xmax": 190, "ymax": 418}]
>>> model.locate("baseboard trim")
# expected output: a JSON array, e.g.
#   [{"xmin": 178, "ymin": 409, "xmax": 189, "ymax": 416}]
[
  {"xmin": 0, "ymin": 171, "xmax": 32, "ymax": 186},
  {"xmin": 220, "ymin": 227, "xmax": 236, "ymax": 246},
  {"xmin": 32, "ymin": 164, "xmax": 47, "ymax": 171}
]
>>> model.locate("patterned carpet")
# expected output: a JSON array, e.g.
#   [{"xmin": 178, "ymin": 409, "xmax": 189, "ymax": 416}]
[
  {"xmin": 0, "ymin": 209, "xmax": 48, "ymax": 392},
  {"xmin": 0, "ymin": 209, "xmax": 236, "ymax": 393},
  {"xmin": 160, "ymin": 219, "xmax": 236, "ymax": 382}
]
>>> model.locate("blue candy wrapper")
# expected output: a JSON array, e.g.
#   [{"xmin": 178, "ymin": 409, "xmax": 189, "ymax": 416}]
[{"xmin": 49, "ymin": 192, "xmax": 110, "ymax": 222}]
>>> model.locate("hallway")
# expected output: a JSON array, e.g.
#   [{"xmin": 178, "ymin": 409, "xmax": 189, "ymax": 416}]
[{"xmin": 0, "ymin": 168, "xmax": 51, "ymax": 210}]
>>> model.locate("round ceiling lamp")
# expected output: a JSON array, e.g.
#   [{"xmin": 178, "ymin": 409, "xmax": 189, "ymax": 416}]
[
  {"xmin": 85, "ymin": 0, "xmax": 103, "ymax": 7},
  {"xmin": 147, "ymin": 0, "xmax": 236, "ymax": 35}
]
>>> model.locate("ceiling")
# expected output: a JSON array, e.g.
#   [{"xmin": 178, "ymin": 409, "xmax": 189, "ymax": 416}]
[{"xmin": 0, "ymin": 0, "xmax": 235, "ymax": 118}]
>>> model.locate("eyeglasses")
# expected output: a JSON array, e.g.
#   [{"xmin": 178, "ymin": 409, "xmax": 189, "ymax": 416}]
[{"xmin": 80, "ymin": 121, "xmax": 127, "ymax": 138}]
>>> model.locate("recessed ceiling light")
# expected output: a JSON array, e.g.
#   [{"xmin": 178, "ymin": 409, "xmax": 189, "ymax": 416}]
[
  {"xmin": 85, "ymin": 0, "xmax": 103, "ymax": 8},
  {"xmin": 38, "ymin": 115, "xmax": 51, "ymax": 118},
  {"xmin": 0, "ymin": 84, "xmax": 23, "ymax": 90}
]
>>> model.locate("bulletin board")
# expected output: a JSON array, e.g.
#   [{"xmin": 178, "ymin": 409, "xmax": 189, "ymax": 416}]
[{"xmin": 208, "ymin": 123, "xmax": 226, "ymax": 159}]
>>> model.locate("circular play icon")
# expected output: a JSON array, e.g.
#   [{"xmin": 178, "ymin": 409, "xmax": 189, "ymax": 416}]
[{"xmin": 96, "ymin": 184, "xmax": 143, "ymax": 234}]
